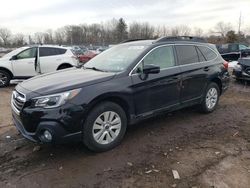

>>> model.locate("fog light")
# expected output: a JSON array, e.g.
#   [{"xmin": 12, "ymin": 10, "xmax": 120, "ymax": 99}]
[{"xmin": 43, "ymin": 130, "xmax": 52, "ymax": 141}]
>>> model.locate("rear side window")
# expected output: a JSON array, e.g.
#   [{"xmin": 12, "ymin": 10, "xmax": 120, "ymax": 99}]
[
  {"xmin": 196, "ymin": 47, "xmax": 206, "ymax": 62},
  {"xmin": 175, "ymin": 45, "xmax": 199, "ymax": 65},
  {"xmin": 198, "ymin": 46, "xmax": 217, "ymax": 61},
  {"xmin": 40, "ymin": 47, "xmax": 67, "ymax": 57}
]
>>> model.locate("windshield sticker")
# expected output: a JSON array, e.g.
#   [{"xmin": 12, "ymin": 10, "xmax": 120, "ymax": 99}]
[{"xmin": 128, "ymin": 46, "xmax": 145, "ymax": 50}]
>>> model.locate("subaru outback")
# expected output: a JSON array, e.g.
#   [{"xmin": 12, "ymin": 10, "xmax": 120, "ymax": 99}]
[{"xmin": 11, "ymin": 36, "xmax": 230, "ymax": 152}]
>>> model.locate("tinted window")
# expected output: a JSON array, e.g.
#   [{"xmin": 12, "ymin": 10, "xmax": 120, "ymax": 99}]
[
  {"xmin": 17, "ymin": 48, "xmax": 37, "ymax": 59},
  {"xmin": 143, "ymin": 46, "xmax": 175, "ymax": 69},
  {"xmin": 40, "ymin": 47, "xmax": 66, "ymax": 57},
  {"xmin": 239, "ymin": 44, "xmax": 248, "ymax": 50},
  {"xmin": 196, "ymin": 47, "xmax": 206, "ymax": 62},
  {"xmin": 175, "ymin": 45, "xmax": 199, "ymax": 65},
  {"xmin": 198, "ymin": 46, "xmax": 217, "ymax": 61}
]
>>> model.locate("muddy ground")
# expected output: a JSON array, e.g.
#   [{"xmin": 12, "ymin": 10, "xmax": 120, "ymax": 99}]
[{"xmin": 0, "ymin": 80, "xmax": 250, "ymax": 188}]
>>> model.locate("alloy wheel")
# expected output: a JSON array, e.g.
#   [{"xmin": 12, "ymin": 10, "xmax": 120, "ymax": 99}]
[
  {"xmin": 0, "ymin": 73, "xmax": 7, "ymax": 86},
  {"xmin": 92, "ymin": 111, "xmax": 122, "ymax": 145},
  {"xmin": 206, "ymin": 87, "xmax": 218, "ymax": 110}
]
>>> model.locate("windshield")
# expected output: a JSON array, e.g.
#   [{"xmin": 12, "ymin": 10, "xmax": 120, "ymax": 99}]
[
  {"xmin": 84, "ymin": 44, "xmax": 146, "ymax": 72},
  {"xmin": 2, "ymin": 47, "xmax": 29, "ymax": 58}
]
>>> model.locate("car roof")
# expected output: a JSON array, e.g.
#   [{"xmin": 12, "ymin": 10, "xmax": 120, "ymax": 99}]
[
  {"xmin": 28, "ymin": 44, "xmax": 69, "ymax": 49},
  {"xmin": 122, "ymin": 39, "xmax": 211, "ymax": 47}
]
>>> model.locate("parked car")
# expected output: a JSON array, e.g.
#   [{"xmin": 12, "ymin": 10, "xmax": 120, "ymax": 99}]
[
  {"xmin": 78, "ymin": 50, "xmax": 98, "ymax": 63},
  {"xmin": 0, "ymin": 45, "xmax": 79, "ymax": 87},
  {"xmin": 11, "ymin": 36, "xmax": 229, "ymax": 152},
  {"xmin": 233, "ymin": 58, "xmax": 250, "ymax": 81},
  {"xmin": 216, "ymin": 43, "xmax": 250, "ymax": 61}
]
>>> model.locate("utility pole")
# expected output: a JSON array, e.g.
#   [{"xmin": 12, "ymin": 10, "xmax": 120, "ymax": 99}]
[{"xmin": 238, "ymin": 11, "xmax": 242, "ymax": 35}]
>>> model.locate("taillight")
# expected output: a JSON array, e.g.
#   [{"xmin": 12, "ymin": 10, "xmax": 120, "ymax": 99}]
[{"xmin": 223, "ymin": 61, "xmax": 229, "ymax": 70}]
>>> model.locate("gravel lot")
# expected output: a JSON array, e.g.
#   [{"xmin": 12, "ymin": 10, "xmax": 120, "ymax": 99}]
[{"xmin": 0, "ymin": 80, "xmax": 250, "ymax": 188}]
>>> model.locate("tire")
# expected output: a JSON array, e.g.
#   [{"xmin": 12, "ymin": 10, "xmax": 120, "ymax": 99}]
[
  {"xmin": 0, "ymin": 70, "xmax": 11, "ymax": 87},
  {"xmin": 200, "ymin": 82, "xmax": 220, "ymax": 113},
  {"xmin": 83, "ymin": 102, "xmax": 127, "ymax": 152}
]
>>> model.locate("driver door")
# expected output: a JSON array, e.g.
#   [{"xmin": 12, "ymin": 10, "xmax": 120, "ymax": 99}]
[
  {"xmin": 131, "ymin": 45, "xmax": 181, "ymax": 115},
  {"xmin": 11, "ymin": 47, "xmax": 38, "ymax": 77}
]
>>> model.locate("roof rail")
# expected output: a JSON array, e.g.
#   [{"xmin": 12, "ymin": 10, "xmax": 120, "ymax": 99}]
[
  {"xmin": 155, "ymin": 36, "xmax": 207, "ymax": 43},
  {"xmin": 120, "ymin": 39, "xmax": 149, "ymax": 43}
]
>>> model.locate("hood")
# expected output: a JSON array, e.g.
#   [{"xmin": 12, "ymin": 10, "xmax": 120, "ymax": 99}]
[
  {"xmin": 18, "ymin": 68, "xmax": 116, "ymax": 96},
  {"xmin": 0, "ymin": 56, "xmax": 10, "ymax": 62}
]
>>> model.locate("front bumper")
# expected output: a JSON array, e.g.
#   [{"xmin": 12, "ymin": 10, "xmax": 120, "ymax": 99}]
[
  {"xmin": 11, "ymin": 99, "xmax": 86, "ymax": 144},
  {"xmin": 12, "ymin": 111, "xmax": 82, "ymax": 143}
]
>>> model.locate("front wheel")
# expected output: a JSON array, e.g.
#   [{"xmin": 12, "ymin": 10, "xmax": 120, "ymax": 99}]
[
  {"xmin": 0, "ymin": 70, "xmax": 11, "ymax": 87},
  {"xmin": 83, "ymin": 102, "xmax": 127, "ymax": 152},
  {"xmin": 200, "ymin": 82, "xmax": 220, "ymax": 113}
]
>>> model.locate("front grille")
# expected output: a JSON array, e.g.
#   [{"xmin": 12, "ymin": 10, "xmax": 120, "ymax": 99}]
[{"xmin": 11, "ymin": 90, "xmax": 26, "ymax": 114}]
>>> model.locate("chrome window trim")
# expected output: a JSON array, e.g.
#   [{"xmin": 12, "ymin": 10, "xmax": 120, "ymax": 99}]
[{"xmin": 129, "ymin": 43, "xmax": 219, "ymax": 76}]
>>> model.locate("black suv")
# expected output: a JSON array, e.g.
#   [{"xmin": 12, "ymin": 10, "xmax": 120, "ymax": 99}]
[{"xmin": 11, "ymin": 37, "xmax": 230, "ymax": 152}]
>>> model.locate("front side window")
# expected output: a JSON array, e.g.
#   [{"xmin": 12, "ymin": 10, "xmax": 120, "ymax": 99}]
[
  {"xmin": 17, "ymin": 48, "xmax": 37, "ymax": 59},
  {"xmin": 176, "ymin": 45, "xmax": 199, "ymax": 65},
  {"xmin": 143, "ymin": 46, "xmax": 175, "ymax": 69}
]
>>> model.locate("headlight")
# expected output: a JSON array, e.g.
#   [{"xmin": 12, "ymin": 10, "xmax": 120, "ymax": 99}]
[{"xmin": 32, "ymin": 88, "xmax": 81, "ymax": 108}]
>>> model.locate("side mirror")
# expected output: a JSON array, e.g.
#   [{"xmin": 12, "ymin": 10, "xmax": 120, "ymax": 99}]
[
  {"xmin": 10, "ymin": 55, "xmax": 17, "ymax": 61},
  {"xmin": 143, "ymin": 64, "xmax": 160, "ymax": 74}
]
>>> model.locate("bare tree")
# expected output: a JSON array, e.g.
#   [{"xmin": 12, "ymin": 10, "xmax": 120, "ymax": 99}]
[
  {"xmin": 214, "ymin": 22, "xmax": 232, "ymax": 37},
  {"xmin": 0, "ymin": 28, "xmax": 12, "ymax": 46},
  {"xmin": 34, "ymin": 32, "xmax": 44, "ymax": 44},
  {"xmin": 194, "ymin": 27, "xmax": 204, "ymax": 37},
  {"xmin": 13, "ymin": 33, "xmax": 25, "ymax": 47},
  {"xmin": 55, "ymin": 27, "xmax": 66, "ymax": 45},
  {"xmin": 129, "ymin": 22, "xmax": 155, "ymax": 39},
  {"xmin": 171, "ymin": 25, "xmax": 191, "ymax": 36}
]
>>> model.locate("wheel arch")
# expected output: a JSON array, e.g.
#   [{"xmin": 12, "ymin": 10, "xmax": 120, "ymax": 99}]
[
  {"xmin": 57, "ymin": 63, "xmax": 73, "ymax": 70},
  {"xmin": 0, "ymin": 67, "xmax": 13, "ymax": 79},
  {"xmin": 210, "ymin": 77, "xmax": 222, "ymax": 95},
  {"xmin": 85, "ymin": 94, "xmax": 132, "ymax": 125}
]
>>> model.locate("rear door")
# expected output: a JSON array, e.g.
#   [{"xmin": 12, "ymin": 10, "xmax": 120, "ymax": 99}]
[
  {"xmin": 11, "ymin": 47, "xmax": 38, "ymax": 77},
  {"xmin": 39, "ymin": 47, "xmax": 66, "ymax": 73},
  {"xmin": 175, "ymin": 45, "xmax": 208, "ymax": 104},
  {"xmin": 131, "ymin": 45, "xmax": 181, "ymax": 115}
]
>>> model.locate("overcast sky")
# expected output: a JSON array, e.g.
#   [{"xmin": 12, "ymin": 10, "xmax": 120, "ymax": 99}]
[{"xmin": 0, "ymin": 0, "xmax": 250, "ymax": 34}]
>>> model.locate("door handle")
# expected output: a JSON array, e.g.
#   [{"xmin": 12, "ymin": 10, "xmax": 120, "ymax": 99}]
[
  {"xmin": 204, "ymin": 67, "xmax": 209, "ymax": 71},
  {"xmin": 27, "ymin": 62, "xmax": 34, "ymax": 64}
]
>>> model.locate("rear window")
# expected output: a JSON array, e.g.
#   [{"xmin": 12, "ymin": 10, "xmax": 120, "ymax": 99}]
[
  {"xmin": 40, "ymin": 47, "xmax": 67, "ymax": 57},
  {"xmin": 175, "ymin": 45, "xmax": 199, "ymax": 65},
  {"xmin": 198, "ymin": 46, "xmax": 217, "ymax": 61}
]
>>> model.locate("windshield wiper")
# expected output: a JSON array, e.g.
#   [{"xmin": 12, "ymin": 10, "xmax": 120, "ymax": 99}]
[{"xmin": 83, "ymin": 66, "xmax": 106, "ymax": 72}]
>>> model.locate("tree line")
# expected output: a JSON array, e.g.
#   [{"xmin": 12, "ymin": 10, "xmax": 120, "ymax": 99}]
[{"xmin": 0, "ymin": 18, "xmax": 249, "ymax": 48}]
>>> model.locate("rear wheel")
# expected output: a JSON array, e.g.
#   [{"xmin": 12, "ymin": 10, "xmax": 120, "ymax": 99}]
[
  {"xmin": 200, "ymin": 82, "xmax": 220, "ymax": 113},
  {"xmin": 0, "ymin": 70, "xmax": 11, "ymax": 87},
  {"xmin": 83, "ymin": 102, "xmax": 127, "ymax": 152}
]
